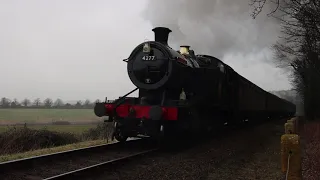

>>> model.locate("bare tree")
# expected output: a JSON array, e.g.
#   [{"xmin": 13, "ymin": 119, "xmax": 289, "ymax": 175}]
[
  {"xmin": 75, "ymin": 100, "xmax": 82, "ymax": 108},
  {"xmin": 54, "ymin": 98, "xmax": 64, "ymax": 108},
  {"xmin": 249, "ymin": 0, "xmax": 282, "ymax": 19},
  {"xmin": 33, "ymin": 98, "xmax": 41, "ymax": 107},
  {"xmin": 0, "ymin": 97, "xmax": 10, "ymax": 108},
  {"xmin": 21, "ymin": 98, "xmax": 31, "ymax": 107},
  {"xmin": 250, "ymin": 0, "xmax": 320, "ymax": 119},
  {"xmin": 84, "ymin": 99, "xmax": 91, "ymax": 108},
  {"xmin": 43, "ymin": 98, "xmax": 53, "ymax": 108},
  {"xmin": 10, "ymin": 98, "xmax": 19, "ymax": 108},
  {"xmin": 64, "ymin": 103, "xmax": 72, "ymax": 108}
]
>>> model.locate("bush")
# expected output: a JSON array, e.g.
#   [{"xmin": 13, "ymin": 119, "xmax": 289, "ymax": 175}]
[
  {"xmin": 81, "ymin": 122, "xmax": 113, "ymax": 141},
  {"xmin": 51, "ymin": 121, "xmax": 71, "ymax": 125},
  {"xmin": 0, "ymin": 126, "xmax": 79, "ymax": 155},
  {"xmin": 0, "ymin": 122, "xmax": 114, "ymax": 155}
]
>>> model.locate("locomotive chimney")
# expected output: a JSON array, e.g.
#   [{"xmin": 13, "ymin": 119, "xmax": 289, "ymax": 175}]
[
  {"xmin": 152, "ymin": 27, "xmax": 172, "ymax": 45},
  {"xmin": 180, "ymin": 45, "xmax": 190, "ymax": 55}
]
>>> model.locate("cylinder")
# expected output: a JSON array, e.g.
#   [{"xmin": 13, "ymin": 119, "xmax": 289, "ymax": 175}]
[{"xmin": 94, "ymin": 103, "xmax": 107, "ymax": 117}]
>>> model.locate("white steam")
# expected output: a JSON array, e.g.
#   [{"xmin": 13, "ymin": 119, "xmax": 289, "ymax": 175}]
[
  {"xmin": 141, "ymin": 0, "xmax": 292, "ymax": 91},
  {"xmin": 142, "ymin": 0, "xmax": 280, "ymax": 60}
]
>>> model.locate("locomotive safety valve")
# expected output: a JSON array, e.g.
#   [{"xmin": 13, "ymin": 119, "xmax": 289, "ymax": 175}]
[{"xmin": 180, "ymin": 45, "xmax": 190, "ymax": 55}]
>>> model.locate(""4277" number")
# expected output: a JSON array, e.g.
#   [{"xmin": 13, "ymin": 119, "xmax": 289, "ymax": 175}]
[{"xmin": 142, "ymin": 55, "xmax": 156, "ymax": 61}]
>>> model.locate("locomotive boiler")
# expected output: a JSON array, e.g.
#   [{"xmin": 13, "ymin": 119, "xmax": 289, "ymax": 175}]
[{"xmin": 94, "ymin": 27, "xmax": 296, "ymax": 142}]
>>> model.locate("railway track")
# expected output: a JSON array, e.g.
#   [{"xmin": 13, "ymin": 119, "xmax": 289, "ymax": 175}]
[
  {"xmin": 0, "ymin": 138, "xmax": 157, "ymax": 180},
  {"xmin": 40, "ymin": 119, "xmax": 284, "ymax": 180},
  {"xmin": 44, "ymin": 149, "xmax": 158, "ymax": 180}
]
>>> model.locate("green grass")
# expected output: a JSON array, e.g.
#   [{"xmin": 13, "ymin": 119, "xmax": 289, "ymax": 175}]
[
  {"xmin": 0, "ymin": 108, "xmax": 100, "ymax": 124},
  {"xmin": 0, "ymin": 124, "xmax": 97, "ymax": 134},
  {"xmin": 0, "ymin": 109, "xmax": 112, "ymax": 159}
]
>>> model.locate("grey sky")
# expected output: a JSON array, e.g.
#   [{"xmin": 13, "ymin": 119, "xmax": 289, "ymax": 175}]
[{"xmin": 0, "ymin": 0, "xmax": 291, "ymax": 102}]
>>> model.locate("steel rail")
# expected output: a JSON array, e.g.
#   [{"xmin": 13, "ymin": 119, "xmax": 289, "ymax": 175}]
[
  {"xmin": 43, "ymin": 148, "xmax": 159, "ymax": 180},
  {"xmin": 0, "ymin": 138, "xmax": 143, "ymax": 174}
]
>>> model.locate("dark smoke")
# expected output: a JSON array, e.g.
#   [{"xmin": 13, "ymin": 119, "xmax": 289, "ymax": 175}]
[{"xmin": 142, "ymin": 0, "xmax": 280, "ymax": 60}]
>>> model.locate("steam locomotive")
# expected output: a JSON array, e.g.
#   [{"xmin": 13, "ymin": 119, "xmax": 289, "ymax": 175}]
[{"xmin": 94, "ymin": 27, "xmax": 296, "ymax": 142}]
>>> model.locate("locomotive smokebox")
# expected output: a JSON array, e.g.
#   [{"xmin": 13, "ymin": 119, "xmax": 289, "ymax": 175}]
[{"xmin": 152, "ymin": 27, "xmax": 172, "ymax": 45}]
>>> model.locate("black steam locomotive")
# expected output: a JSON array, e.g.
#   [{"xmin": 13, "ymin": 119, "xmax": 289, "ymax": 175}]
[{"xmin": 94, "ymin": 27, "xmax": 296, "ymax": 142}]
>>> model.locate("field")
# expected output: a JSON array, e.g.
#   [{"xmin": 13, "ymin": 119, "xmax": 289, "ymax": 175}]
[
  {"xmin": 0, "ymin": 124, "xmax": 97, "ymax": 134},
  {"xmin": 0, "ymin": 108, "xmax": 101, "ymax": 125},
  {"xmin": 0, "ymin": 108, "xmax": 113, "ymax": 156},
  {"xmin": 0, "ymin": 108, "xmax": 103, "ymax": 134}
]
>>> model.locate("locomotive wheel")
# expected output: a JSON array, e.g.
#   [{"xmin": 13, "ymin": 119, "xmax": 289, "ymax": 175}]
[{"xmin": 113, "ymin": 128, "xmax": 128, "ymax": 142}]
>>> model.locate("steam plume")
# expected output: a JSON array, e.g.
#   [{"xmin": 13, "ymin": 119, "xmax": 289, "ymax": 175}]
[{"xmin": 142, "ymin": 0, "xmax": 280, "ymax": 60}]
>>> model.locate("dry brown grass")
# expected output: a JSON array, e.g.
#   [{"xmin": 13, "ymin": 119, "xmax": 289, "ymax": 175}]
[
  {"xmin": 301, "ymin": 120, "xmax": 320, "ymax": 180},
  {"xmin": 81, "ymin": 122, "xmax": 113, "ymax": 141},
  {"xmin": 0, "ymin": 139, "xmax": 114, "ymax": 163},
  {"xmin": 0, "ymin": 122, "xmax": 113, "ymax": 157},
  {"xmin": 0, "ymin": 125, "xmax": 79, "ymax": 155}
]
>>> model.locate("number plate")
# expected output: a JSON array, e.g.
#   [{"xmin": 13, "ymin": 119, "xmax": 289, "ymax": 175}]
[{"xmin": 142, "ymin": 55, "xmax": 156, "ymax": 61}]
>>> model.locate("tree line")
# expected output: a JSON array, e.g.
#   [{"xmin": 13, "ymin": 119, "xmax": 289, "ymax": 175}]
[
  {"xmin": 0, "ymin": 97, "xmax": 102, "ymax": 109},
  {"xmin": 251, "ymin": 0, "xmax": 320, "ymax": 120}
]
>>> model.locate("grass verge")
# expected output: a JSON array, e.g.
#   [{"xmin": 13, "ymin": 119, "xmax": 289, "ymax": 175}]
[
  {"xmin": 0, "ymin": 139, "xmax": 114, "ymax": 163},
  {"xmin": 0, "ymin": 122, "xmax": 113, "ymax": 157},
  {"xmin": 301, "ymin": 121, "xmax": 320, "ymax": 180}
]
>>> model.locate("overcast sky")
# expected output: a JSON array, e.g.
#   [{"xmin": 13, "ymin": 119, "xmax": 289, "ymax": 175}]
[{"xmin": 0, "ymin": 0, "xmax": 292, "ymax": 102}]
